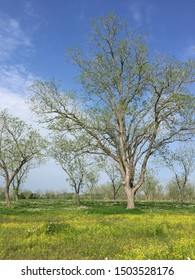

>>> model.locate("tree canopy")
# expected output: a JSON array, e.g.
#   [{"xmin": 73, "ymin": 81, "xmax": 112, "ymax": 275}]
[
  {"xmin": 49, "ymin": 134, "xmax": 96, "ymax": 205},
  {"xmin": 28, "ymin": 13, "xmax": 195, "ymax": 208},
  {"xmin": 0, "ymin": 110, "xmax": 46, "ymax": 207}
]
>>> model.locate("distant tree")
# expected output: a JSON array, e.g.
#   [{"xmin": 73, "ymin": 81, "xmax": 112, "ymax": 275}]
[
  {"xmin": 49, "ymin": 134, "xmax": 94, "ymax": 205},
  {"xmin": 185, "ymin": 183, "xmax": 195, "ymax": 200},
  {"xmin": 0, "ymin": 110, "xmax": 46, "ymax": 207},
  {"xmin": 29, "ymin": 13, "xmax": 195, "ymax": 208},
  {"xmin": 141, "ymin": 169, "xmax": 162, "ymax": 200},
  {"xmin": 44, "ymin": 191, "xmax": 56, "ymax": 199},
  {"xmin": 92, "ymin": 183, "xmax": 113, "ymax": 200},
  {"xmin": 104, "ymin": 161, "xmax": 122, "ymax": 200},
  {"xmin": 85, "ymin": 169, "xmax": 99, "ymax": 200},
  {"xmin": 162, "ymin": 145, "xmax": 195, "ymax": 204},
  {"xmin": 20, "ymin": 190, "xmax": 33, "ymax": 200},
  {"xmin": 165, "ymin": 178, "xmax": 195, "ymax": 201},
  {"xmin": 166, "ymin": 179, "xmax": 179, "ymax": 200}
]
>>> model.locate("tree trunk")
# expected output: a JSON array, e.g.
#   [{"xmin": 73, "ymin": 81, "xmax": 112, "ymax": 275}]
[
  {"xmin": 120, "ymin": 161, "xmax": 147, "ymax": 209},
  {"xmin": 124, "ymin": 181, "xmax": 136, "ymax": 209},
  {"xmin": 5, "ymin": 184, "xmax": 11, "ymax": 208},
  {"xmin": 89, "ymin": 188, "xmax": 92, "ymax": 201},
  {"xmin": 13, "ymin": 187, "xmax": 19, "ymax": 202},
  {"xmin": 179, "ymin": 188, "xmax": 185, "ymax": 206},
  {"xmin": 75, "ymin": 192, "xmax": 80, "ymax": 206},
  {"xmin": 113, "ymin": 191, "xmax": 116, "ymax": 201},
  {"xmin": 4, "ymin": 171, "xmax": 19, "ymax": 208}
]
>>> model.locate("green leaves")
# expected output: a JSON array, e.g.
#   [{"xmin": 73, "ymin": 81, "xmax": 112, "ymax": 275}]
[
  {"xmin": 0, "ymin": 110, "xmax": 46, "ymax": 206},
  {"xmin": 28, "ymin": 13, "xmax": 195, "ymax": 208}
]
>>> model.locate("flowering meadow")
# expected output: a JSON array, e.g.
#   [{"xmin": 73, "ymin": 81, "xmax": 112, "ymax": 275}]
[{"xmin": 0, "ymin": 200, "xmax": 194, "ymax": 260}]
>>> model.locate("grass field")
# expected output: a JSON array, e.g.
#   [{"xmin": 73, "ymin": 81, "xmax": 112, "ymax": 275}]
[{"xmin": 0, "ymin": 199, "xmax": 195, "ymax": 260}]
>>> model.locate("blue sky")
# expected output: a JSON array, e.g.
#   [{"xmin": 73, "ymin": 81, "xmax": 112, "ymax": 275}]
[{"xmin": 0, "ymin": 0, "xmax": 195, "ymax": 192}]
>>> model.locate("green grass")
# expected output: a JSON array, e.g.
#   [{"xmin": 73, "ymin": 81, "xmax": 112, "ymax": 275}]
[{"xmin": 0, "ymin": 199, "xmax": 195, "ymax": 260}]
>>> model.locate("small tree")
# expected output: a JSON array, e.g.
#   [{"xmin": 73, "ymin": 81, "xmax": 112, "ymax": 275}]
[
  {"xmin": 141, "ymin": 169, "xmax": 162, "ymax": 200},
  {"xmin": 162, "ymin": 145, "xmax": 195, "ymax": 204},
  {"xmin": 85, "ymin": 169, "xmax": 99, "ymax": 200},
  {"xmin": 104, "ymin": 161, "xmax": 122, "ymax": 200},
  {"xmin": 185, "ymin": 183, "xmax": 195, "ymax": 200},
  {"xmin": 92, "ymin": 183, "xmax": 114, "ymax": 200},
  {"xmin": 166, "ymin": 179, "xmax": 179, "ymax": 200},
  {"xmin": 49, "ymin": 134, "xmax": 94, "ymax": 205},
  {"xmin": 20, "ymin": 190, "xmax": 33, "ymax": 200},
  {"xmin": 0, "ymin": 110, "xmax": 46, "ymax": 207},
  {"xmin": 166, "ymin": 178, "xmax": 194, "ymax": 201}
]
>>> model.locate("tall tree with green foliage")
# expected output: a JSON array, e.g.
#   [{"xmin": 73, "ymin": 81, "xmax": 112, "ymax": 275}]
[
  {"xmin": 29, "ymin": 13, "xmax": 195, "ymax": 208},
  {"xmin": 0, "ymin": 110, "xmax": 46, "ymax": 207}
]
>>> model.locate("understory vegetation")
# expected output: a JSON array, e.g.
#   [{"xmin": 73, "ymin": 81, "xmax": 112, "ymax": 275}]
[{"xmin": 0, "ymin": 199, "xmax": 194, "ymax": 260}]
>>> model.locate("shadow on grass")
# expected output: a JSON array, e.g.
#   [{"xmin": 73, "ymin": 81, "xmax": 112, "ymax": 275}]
[
  {"xmin": 87, "ymin": 207, "xmax": 145, "ymax": 215},
  {"xmin": 81, "ymin": 201, "xmax": 145, "ymax": 215},
  {"xmin": 81, "ymin": 200, "xmax": 195, "ymax": 215}
]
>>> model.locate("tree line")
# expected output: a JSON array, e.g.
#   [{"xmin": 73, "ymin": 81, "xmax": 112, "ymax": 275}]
[
  {"xmin": 0, "ymin": 13, "xmax": 194, "ymax": 208},
  {"xmin": 0, "ymin": 169, "xmax": 195, "ymax": 202}
]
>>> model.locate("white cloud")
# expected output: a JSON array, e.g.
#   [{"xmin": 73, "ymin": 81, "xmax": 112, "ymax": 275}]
[
  {"xmin": 0, "ymin": 13, "xmax": 36, "ymax": 122},
  {"xmin": 0, "ymin": 64, "xmax": 38, "ymax": 125},
  {"xmin": 0, "ymin": 15, "xmax": 32, "ymax": 61},
  {"xmin": 0, "ymin": 87, "xmax": 27, "ymax": 116},
  {"xmin": 0, "ymin": 64, "xmax": 35, "ymax": 93}
]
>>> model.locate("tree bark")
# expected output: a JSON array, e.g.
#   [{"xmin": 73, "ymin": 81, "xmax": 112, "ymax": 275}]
[
  {"xmin": 5, "ymin": 183, "xmax": 11, "ymax": 208},
  {"xmin": 75, "ymin": 192, "xmax": 80, "ymax": 206},
  {"xmin": 124, "ymin": 178, "xmax": 136, "ymax": 209},
  {"xmin": 113, "ymin": 191, "xmax": 116, "ymax": 201},
  {"xmin": 89, "ymin": 187, "xmax": 93, "ymax": 201},
  {"xmin": 179, "ymin": 188, "xmax": 185, "ymax": 206},
  {"xmin": 125, "ymin": 187, "xmax": 136, "ymax": 209},
  {"xmin": 13, "ymin": 187, "xmax": 19, "ymax": 202}
]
